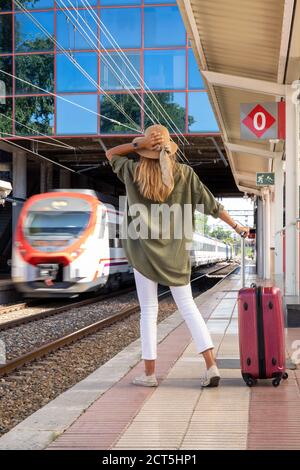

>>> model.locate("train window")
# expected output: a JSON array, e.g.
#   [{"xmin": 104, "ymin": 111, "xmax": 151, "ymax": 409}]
[{"xmin": 25, "ymin": 211, "xmax": 91, "ymax": 237}]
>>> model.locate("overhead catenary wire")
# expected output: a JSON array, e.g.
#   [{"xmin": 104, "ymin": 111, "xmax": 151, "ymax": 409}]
[
  {"xmin": 57, "ymin": 0, "xmax": 189, "ymax": 163},
  {"xmin": 81, "ymin": 0, "xmax": 190, "ymax": 148},
  {"xmin": 63, "ymin": 0, "xmax": 190, "ymax": 162},
  {"xmin": 0, "ymin": 114, "xmax": 75, "ymax": 150},
  {"xmin": 63, "ymin": 0, "xmax": 189, "ymax": 151},
  {"xmin": 57, "ymin": 0, "xmax": 154, "ymax": 131},
  {"xmin": 0, "ymin": 136, "xmax": 77, "ymax": 173},
  {"xmin": 0, "ymin": 69, "xmax": 142, "ymax": 134},
  {"xmin": 14, "ymin": 0, "xmax": 141, "ymax": 133},
  {"xmin": 0, "ymin": 131, "xmax": 77, "ymax": 150},
  {"xmin": 6, "ymin": 1, "xmax": 191, "ymax": 166}
]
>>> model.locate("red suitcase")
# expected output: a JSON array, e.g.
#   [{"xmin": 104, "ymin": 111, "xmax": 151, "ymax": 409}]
[{"xmin": 238, "ymin": 285, "xmax": 288, "ymax": 387}]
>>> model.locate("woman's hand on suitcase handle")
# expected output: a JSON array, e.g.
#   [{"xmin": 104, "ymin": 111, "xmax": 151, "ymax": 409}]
[{"xmin": 235, "ymin": 224, "xmax": 249, "ymax": 238}]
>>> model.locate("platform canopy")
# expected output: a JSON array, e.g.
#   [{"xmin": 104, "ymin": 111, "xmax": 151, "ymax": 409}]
[{"xmin": 177, "ymin": 0, "xmax": 300, "ymax": 196}]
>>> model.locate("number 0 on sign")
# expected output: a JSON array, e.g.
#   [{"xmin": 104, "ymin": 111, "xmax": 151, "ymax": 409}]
[{"xmin": 240, "ymin": 103, "xmax": 285, "ymax": 140}]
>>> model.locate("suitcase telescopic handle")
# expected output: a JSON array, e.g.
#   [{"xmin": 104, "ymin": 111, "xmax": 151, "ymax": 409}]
[{"xmin": 241, "ymin": 235, "xmax": 246, "ymax": 288}]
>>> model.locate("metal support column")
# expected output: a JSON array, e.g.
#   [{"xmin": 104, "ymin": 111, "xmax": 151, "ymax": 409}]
[
  {"xmin": 59, "ymin": 169, "xmax": 71, "ymax": 188},
  {"xmin": 274, "ymin": 155, "xmax": 284, "ymax": 288},
  {"xmin": 40, "ymin": 162, "xmax": 47, "ymax": 193},
  {"xmin": 285, "ymin": 86, "xmax": 299, "ymax": 296},
  {"xmin": 263, "ymin": 189, "xmax": 271, "ymax": 279},
  {"xmin": 40, "ymin": 162, "xmax": 53, "ymax": 193},
  {"xmin": 46, "ymin": 163, "xmax": 53, "ymax": 192},
  {"xmin": 257, "ymin": 197, "xmax": 264, "ymax": 279},
  {"xmin": 12, "ymin": 151, "xmax": 26, "ymax": 235}
]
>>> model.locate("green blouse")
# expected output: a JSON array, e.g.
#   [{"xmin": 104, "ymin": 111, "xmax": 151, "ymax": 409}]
[{"xmin": 109, "ymin": 155, "xmax": 224, "ymax": 286}]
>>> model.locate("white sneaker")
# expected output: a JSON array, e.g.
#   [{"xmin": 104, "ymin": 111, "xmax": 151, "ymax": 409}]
[
  {"xmin": 199, "ymin": 365, "xmax": 221, "ymax": 387},
  {"xmin": 132, "ymin": 373, "xmax": 158, "ymax": 387}
]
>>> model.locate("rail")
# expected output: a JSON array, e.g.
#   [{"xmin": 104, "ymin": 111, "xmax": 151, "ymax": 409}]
[{"xmin": 0, "ymin": 263, "xmax": 238, "ymax": 378}]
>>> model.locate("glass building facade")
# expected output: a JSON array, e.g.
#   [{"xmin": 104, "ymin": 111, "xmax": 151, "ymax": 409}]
[{"xmin": 0, "ymin": 1, "xmax": 219, "ymax": 137}]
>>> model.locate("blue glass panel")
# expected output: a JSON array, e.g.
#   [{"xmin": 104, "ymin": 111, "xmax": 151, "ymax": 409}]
[
  {"xmin": 144, "ymin": 92, "xmax": 185, "ymax": 133},
  {"xmin": 15, "ymin": 0, "xmax": 54, "ymax": 9},
  {"xmin": 101, "ymin": 0, "xmax": 140, "ymax": 4},
  {"xmin": 15, "ymin": 12, "xmax": 54, "ymax": 52},
  {"xmin": 0, "ymin": 14, "xmax": 12, "ymax": 53},
  {"xmin": 0, "ymin": 1, "xmax": 12, "ymax": 12},
  {"xmin": 101, "ymin": 52, "xmax": 140, "ymax": 90},
  {"xmin": 144, "ymin": 50, "xmax": 185, "ymax": 90},
  {"xmin": 15, "ymin": 96, "xmax": 54, "ymax": 135},
  {"xmin": 100, "ymin": 94, "xmax": 141, "ymax": 134},
  {"xmin": 56, "ymin": 10, "xmax": 98, "ymax": 51},
  {"xmin": 57, "ymin": 94, "xmax": 98, "ymax": 135},
  {"xmin": 15, "ymin": 54, "xmax": 54, "ymax": 94},
  {"xmin": 144, "ymin": 6, "xmax": 185, "ymax": 47},
  {"xmin": 188, "ymin": 92, "xmax": 219, "ymax": 133},
  {"xmin": 56, "ymin": 52, "xmax": 97, "ymax": 92},
  {"xmin": 188, "ymin": 49, "xmax": 204, "ymax": 89},
  {"xmin": 56, "ymin": 0, "xmax": 97, "ymax": 6},
  {"xmin": 101, "ymin": 8, "xmax": 141, "ymax": 49}
]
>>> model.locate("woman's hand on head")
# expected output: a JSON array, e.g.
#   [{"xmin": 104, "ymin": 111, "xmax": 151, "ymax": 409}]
[{"xmin": 137, "ymin": 132, "xmax": 164, "ymax": 151}]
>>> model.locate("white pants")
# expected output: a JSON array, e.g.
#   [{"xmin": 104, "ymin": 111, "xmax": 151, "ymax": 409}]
[{"xmin": 133, "ymin": 269, "xmax": 214, "ymax": 360}]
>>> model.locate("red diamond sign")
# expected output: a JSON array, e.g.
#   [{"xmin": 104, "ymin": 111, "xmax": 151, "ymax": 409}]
[
  {"xmin": 242, "ymin": 104, "xmax": 275, "ymax": 138},
  {"xmin": 240, "ymin": 102, "xmax": 285, "ymax": 140}
]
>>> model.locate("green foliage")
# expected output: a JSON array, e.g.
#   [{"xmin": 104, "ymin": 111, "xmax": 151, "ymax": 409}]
[
  {"xmin": 144, "ymin": 93, "xmax": 194, "ymax": 133},
  {"xmin": 194, "ymin": 212, "xmax": 210, "ymax": 235},
  {"xmin": 100, "ymin": 92, "xmax": 195, "ymax": 134},
  {"xmin": 210, "ymin": 226, "xmax": 233, "ymax": 242},
  {"xmin": 0, "ymin": 13, "xmax": 12, "ymax": 54},
  {"xmin": 100, "ymin": 94, "xmax": 141, "ymax": 134},
  {"xmin": 0, "ymin": 100, "xmax": 13, "ymax": 135},
  {"xmin": 0, "ymin": 35, "xmax": 55, "ymax": 137},
  {"xmin": 15, "ymin": 50, "xmax": 54, "ymax": 94},
  {"xmin": 15, "ymin": 96, "xmax": 54, "ymax": 135}
]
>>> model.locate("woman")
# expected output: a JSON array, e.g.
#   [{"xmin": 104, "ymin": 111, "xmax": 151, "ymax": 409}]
[{"xmin": 106, "ymin": 124, "xmax": 248, "ymax": 388}]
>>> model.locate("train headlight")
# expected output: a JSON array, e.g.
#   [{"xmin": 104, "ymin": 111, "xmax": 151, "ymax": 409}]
[{"xmin": 51, "ymin": 200, "xmax": 68, "ymax": 210}]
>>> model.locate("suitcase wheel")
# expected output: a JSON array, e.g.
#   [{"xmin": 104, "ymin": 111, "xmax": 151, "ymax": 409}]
[
  {"xmin": 245, "ymin": 377, "xmax": 257, "ymax": 387},
  {"xmin": 272, "ymin": 378, "xmax": 281, "ymax": 387},
  {"xmin": 282, "ymin": 372, "xmax": 288, "ymax": 380}
]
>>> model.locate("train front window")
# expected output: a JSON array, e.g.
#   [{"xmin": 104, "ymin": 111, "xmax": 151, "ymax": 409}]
[{"xmin": 25, "ymin": 211, "xmax": 91, "ymax": 237}]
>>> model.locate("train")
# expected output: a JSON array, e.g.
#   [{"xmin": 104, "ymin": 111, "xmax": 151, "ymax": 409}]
[{"xmin": 11, "ymin": 190, "xmax": 232, "ymax": 298}]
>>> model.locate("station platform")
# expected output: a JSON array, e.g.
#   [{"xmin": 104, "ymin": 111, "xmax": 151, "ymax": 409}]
[{"xmin": 0, "ymin": 266, "xmax": 299, "ymax": 450}]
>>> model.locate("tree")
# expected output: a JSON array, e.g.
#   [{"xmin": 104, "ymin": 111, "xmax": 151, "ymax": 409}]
[
  {"xmin": 100, "ymin": 92, "xmax": 195, "ymax": 134},
  {"xmin": 194, "ymin": 212, "xmax": 210, "ymax": 236},
  {"xmin": 210, "ymin": 226, "xmax": 233, "ymax": 241}
]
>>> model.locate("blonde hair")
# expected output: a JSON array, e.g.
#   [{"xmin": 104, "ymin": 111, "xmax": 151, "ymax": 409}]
[{"xmin": 134, "ymin": 154, "xmax": 182, "ymax": 202}]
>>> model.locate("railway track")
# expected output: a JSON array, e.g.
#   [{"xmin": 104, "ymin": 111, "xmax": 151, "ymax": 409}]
[
  {"xmin": 0, "ymin": 263, "xmax": 236, "ymax": 332},
  {"xmin": 0, "ymin": 263, "xmax": 238, "ymax": 379},
  {"xmin": 0, "ymin": 300, "xmax": 41, "ymax": 316},
  {"xmin": 0, "ymin": 286, "xmax": 135, "ymax": 332}
]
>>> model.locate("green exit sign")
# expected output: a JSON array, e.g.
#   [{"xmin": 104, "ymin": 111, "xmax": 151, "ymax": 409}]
[{"xmin": 256, "ymin": 172, "xmax": 275, "ymax": 186}]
